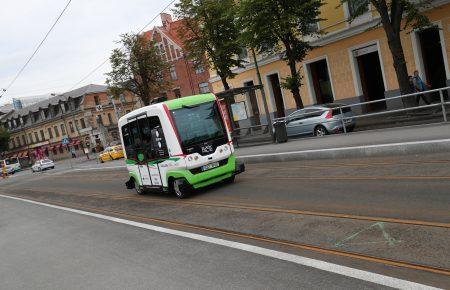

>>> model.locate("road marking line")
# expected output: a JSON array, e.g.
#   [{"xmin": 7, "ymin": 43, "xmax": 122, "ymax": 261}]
[
  {"xmin": 0, "ymin": 194, "xmax": 439, "ymax": 290},
  {"xmin": 238, "ymin": 138, "xmax": 450, "ymax": 159},
  {"xmin": 72, "ymin": 165, "xmax": 126, "ymax": 171}
]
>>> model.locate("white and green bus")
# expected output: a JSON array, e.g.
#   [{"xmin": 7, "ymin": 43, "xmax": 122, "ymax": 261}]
[{"xmin": 119, "ymin": 93, "xmax": 245, "ymax": 198}]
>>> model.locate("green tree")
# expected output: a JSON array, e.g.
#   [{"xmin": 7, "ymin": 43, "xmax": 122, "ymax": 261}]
[
  {"xmin": 343, "ymin": 0, "xmax": 432, "ymax": 99},
  {"xmin": 239, "ymin": 0, "xmax": 322, "ymax": 109},
  {"xmin": 0, "ymin": 127, "xmax": 10, "ymax": 153},
  {"xmin": 106, "ymin": 33, "xmax": 169, "ymax": 106},
  {"xmin": 174, "ymin": 0, "xmax": 245, "ymax": 90}
]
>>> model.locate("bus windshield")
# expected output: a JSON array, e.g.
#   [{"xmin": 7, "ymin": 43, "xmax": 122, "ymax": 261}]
[{"xmin": 171, "ymin": 101, "xmax": 226, "ymax": 147}]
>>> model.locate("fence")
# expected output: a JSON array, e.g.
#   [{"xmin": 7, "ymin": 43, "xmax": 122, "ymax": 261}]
[{"xmin": 272, "ymin": 86, "xmax": 450, "ymax": 138}]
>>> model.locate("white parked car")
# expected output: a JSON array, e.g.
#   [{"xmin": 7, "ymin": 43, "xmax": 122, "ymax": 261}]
[{"xmin": 32, "ymin": 159, "xmax": 55, "ymax": 172}]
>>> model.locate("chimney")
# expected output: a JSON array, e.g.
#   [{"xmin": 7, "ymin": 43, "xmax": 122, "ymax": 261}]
[{"xmin": 160, "ymin": 13, "xmax": 172, "ymax": 28}]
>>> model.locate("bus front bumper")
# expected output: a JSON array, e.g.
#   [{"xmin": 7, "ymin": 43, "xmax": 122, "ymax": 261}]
[{"xmin": 167, "ymin": 155, "xmax": 245, "ymax": 189}]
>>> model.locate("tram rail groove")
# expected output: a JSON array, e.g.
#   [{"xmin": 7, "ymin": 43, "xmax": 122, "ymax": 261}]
[
  {"xmin": 1, "ymin": 192, "xmax": 449, "ymax": 277},
  {"xmin": 8, "ymin": 188, "xmax": 450, "ymax": 229}
]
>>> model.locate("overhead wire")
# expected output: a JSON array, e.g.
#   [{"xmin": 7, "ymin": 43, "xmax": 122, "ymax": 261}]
[
  {"xmin": 68, "ymin": 0, "xmax": 177, "ymax": 91},
  {"xmin": 0, "ymin": 0, "xmax": 72, "ymax": 98}
]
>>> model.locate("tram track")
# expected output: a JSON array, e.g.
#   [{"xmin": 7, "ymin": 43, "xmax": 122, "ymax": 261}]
[
  {"xmin": 1, "ymin": 192, "xmax": 449, "ymax": 277},
  {"xmin": 8, "ymin": 187, "xmax": 450, "ymax": 228}
]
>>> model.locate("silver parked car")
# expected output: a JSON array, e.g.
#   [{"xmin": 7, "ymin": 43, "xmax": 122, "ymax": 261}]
[
  {"xmin": 32, "ymin": 159, "xmax": 55, "ymax": 172},
  {"xmin": 281, "ymin": 104, "xmax": 355, "ymax": 137}
]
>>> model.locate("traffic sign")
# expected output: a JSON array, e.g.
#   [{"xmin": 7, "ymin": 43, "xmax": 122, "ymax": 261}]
[
  {"xmin": 61, "ymin": 137, "xmax": 70, "ymax": 145},
  {"xmin": 96, "ymin": 105, "xmax": 103, "ymax": 112}
]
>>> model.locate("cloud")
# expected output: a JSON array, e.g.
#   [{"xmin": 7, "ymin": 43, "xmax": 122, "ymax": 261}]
[{"xmin": 0, "ymin": 0, "xmax": 174, "ymax": 105}]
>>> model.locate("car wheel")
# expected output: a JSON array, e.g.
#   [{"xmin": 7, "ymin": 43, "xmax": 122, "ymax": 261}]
[
  {"xmin": 172, "ymin": 179, "xmax": 190, "ymax": 199},
  {"xmin": 37, "ymin": 167, "xmax": 42, "ymax": 172},
  {"xmin": 50, "ymin": 166, "xmax": 55, "ymax": 169},
  {"xmin": 314, "ymin": 125, "xmax": 328, "ymax": 137},
  {"xmin": 100, "ymin": 159, "xmax": 104, "ymax": 163}
]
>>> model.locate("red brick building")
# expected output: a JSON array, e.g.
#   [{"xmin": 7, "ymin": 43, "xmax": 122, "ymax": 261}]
[{"xmin": 143, "ymin": 13, "xmax": 211, "ymax": 101}]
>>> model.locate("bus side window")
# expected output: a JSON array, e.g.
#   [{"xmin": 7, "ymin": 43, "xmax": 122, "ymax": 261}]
[
  {"xmin": 121, "ymin": 123, "xmax": 137, "ymax": 160},
  {"xmin": 137, "ymin": 116, "xmax": 168, "ymax": 160}
]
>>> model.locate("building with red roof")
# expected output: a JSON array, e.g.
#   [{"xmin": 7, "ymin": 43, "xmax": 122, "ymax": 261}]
[{"xmin": 143, "ymin": 13, "xmax": 211, "ymax": 101}]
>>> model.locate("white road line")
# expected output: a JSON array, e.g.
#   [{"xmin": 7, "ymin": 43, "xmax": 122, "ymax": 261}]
[
  {"xmin": 72, "ymin": 165, "xmax": 126, "ymax": 171},
  {"xmin": 239, "ymin": 138, "xmax": 450, "ymax": 158},
  {"xmin": 0, "ymin": 194, "xmax": 440, "ymax": 290}
]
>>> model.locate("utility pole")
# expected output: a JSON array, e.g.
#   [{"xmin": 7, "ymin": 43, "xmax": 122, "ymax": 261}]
[{"xmin": 251, "ymin": 47, "xmax": 273, "ymax": 136}]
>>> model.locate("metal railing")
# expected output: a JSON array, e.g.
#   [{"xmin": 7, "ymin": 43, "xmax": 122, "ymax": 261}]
[{"xmin": 272, "ymin": 86, "xmax": 450, "ymax": 136}]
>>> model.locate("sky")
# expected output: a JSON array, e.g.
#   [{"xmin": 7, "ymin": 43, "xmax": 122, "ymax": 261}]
[{"xmin": 0, "ymin": 0, "xmax": 177, "ymax": 105}]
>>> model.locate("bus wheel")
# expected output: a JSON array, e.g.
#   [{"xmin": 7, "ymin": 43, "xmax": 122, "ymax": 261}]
[
  {"xmin": 135, "ymin": 185, "xmax": 145, "ymax": 195},
  {"xmin": 173, "ymin": 179, "xmax": 189, "ymax": 199}
]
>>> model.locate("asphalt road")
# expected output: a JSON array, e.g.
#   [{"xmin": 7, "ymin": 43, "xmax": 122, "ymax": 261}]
[
  {"xmin": 1, "ymin": 153, "xmax": 450, "ymax": 288},
  {"xmin": 0, "ymin": 196, "xmax": 394, "ymax": 290}
]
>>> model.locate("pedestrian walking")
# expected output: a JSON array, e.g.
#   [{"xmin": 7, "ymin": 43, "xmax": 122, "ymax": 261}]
[
  {"xmin": 71, "ymin": 148, "xmax": 76, "ymax": 158},
  {"xmin": 413, "ymin": 70, "xmax": 431, "ymax": 105}
]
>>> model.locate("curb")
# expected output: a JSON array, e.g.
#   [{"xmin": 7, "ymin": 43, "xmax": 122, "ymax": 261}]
[{"xmin": 236, "ymin": 139, "xmax": 450, "ymax": 164}]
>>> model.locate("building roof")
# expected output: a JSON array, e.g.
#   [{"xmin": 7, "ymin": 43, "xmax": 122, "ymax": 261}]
[{"xmin": 5, "ymin": 84, "xmax": 107, "ymax": 120}]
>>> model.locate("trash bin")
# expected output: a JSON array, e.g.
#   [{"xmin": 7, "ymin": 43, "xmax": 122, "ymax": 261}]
[{"xmin": 273, "ymin": 121, "xmax": 288, "ymax": 143}]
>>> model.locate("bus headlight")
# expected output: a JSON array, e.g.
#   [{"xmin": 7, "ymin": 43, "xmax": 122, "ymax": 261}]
[
  {"xmin": 187, "ymin": 156, "xmax": 193, "ymax": 162},
  {"xmin": 194, "ymin": 156, "xmax": 199, "ymax": 161}
]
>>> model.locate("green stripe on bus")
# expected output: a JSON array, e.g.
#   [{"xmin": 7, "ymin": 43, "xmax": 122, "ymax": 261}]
[{"xmin": 164, "ymin": 93, "xmax": 216, "ymax": 110}]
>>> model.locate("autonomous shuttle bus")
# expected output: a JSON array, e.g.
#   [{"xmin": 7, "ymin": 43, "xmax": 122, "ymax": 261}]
[{"xmin": 118, "ymin": 93, "xmax": 245, "ymax": 198}]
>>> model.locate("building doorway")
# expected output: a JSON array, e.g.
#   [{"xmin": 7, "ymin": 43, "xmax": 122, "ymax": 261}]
[
  {"xmin": 267, "ymin": 73, "xmax": 285, "ymax": 118},
  {"xmin": 417, "ymin": 26, "xmax": 447, "ymax": 99},
  {"xmin": 354, "ymin": 46, "xmax": 386, "ymax": 111},
  {"xmin": 308, "ymin": 59, "xmax": 334, "ymax": 104},
  {"xmin": 244, "ymin": 80, "xmax": 261, "ymax": 126}
]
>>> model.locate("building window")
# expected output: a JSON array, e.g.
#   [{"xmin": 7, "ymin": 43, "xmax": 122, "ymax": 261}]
[
  {"xmin": 29, "ymin": 133, "xmax": 33, "ymax": 144},
  {"xmin": 34, "ymin": 132, "xmax": 39, "ymax": 142},
  {"xmin": 94, "ymin": 95, "xmax": 100, "ymax": 106},
  {"xmin": 238, "ymin": 47, "xmax": 249, "ymax": 60},
  {"xmin": 108, "ymin": 113, "xmax": 113, "ymax": 125},
  {"xmin": 80, "ymin": 118, "xmax": 86, "ymax": 129},
  {"xmin": 22, "ymin": 135, "xmax": 26, "ymax": 145},
  {"xmin": 170, "ymin": 66, "xmax": 177, "ymax": 80},
  {"xmin": 54, "ymin": 126, "xmax": 60, "ymax": 137},
  {"xmin": 11, "ymin": 139, "xmax": 15, "ymax": 148},
  {"xmin": 195, "ymin": 65, "xmax": 205, "ymax": 74},
  {"xmin": 16, "ymin": 137, "xmax": 21, "ymax": 147},
  {"xmin": 48, "ymin": 128, "xmax": 53, "ymax": 139},
  {"xmin": 64, "ymin": 103, "xmax": 70, "ymax": 112},
  {"xmin": 60, "ymin": 124, "xmax": 66, "ymax": 135},
  {"xmin": 348, "ymin": 0, "xmax": 369, "ymax": 17},
  {"xmin": 69, "ymin": 122, "xmax": 74, "ymax": 133},
  {"xmin": 40, "ymin": 130, "xmax": 45, "ymax": 141},
  {"xmin": 75, "ymin": 120, "xmax": 79, "ymax": 130},
  {"xmin": 97, "ymin": 115, "xmax": 104, "ymax": 126},
  {"xmin": 173, "ymin": 88, "xmax": 181, "ymax": 99},
  {"xmin": 119, "ymin": 94, "xmax": 126, "ymax": 103},
  {"xmin": 199, "ymin": 82, "xmax": 210, "ymax": 94}
]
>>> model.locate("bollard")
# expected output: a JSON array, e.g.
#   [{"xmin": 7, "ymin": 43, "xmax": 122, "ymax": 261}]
[
  {"xmin": 339, "ymin": 107, "xmax": 347, "ymax": 134},
  {"xmin": 440, "ymin": 90, "xmax": 447, "ymax": 122}
]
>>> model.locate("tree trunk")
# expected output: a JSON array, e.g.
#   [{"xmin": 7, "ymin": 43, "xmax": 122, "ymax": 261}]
[
  {"xmin": 220, "ymin": 75, "xmax": 230, "ymax": 91},
  {"xmin": 385, "ymin": 30, "xmax": 414, "ymax": 107},
  {"xmin": 287, "ymin": 58, "xmax": 304, "ymax": 109}
]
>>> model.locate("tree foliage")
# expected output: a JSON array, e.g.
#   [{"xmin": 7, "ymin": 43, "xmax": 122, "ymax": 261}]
[
  {"xmin": 174, "ymin": 0, "xmax": 245, "ymax": 90},
  {"xmin": 239, "ymin": 0, "xmax": 322, "ymax": 109},
  {"xmin": 0, "ymin": 127, "xmax": 10, "ymax": 153},
  {"xmin": 106, "ymin": 33, "xmax": 169, "ymax": 106},
  {"xmin": 343, "ymin": 0, "xmax": 432, "ymax": 98}
]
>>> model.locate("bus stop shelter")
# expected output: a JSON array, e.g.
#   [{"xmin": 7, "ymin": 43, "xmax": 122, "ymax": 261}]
[{"xmin": 216, "ymin": 85, "xmax": 274, "ymax": 147}]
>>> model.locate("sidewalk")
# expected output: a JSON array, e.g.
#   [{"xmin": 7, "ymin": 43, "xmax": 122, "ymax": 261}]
[{"xmin": 235, "ymin": 122, "xmax": 450, "ymax": 163}]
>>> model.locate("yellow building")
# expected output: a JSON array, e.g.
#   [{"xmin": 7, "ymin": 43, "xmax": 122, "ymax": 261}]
[{"xmin": 209, "ymin": 1, "xmax": 450, "ymax": 122}]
